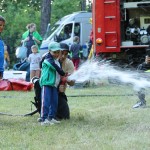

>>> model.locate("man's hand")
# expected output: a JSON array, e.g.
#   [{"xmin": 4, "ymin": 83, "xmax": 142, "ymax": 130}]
[
  {"xmin": 67, "ymin": 80, "xmax": 75, "ymax": 86},
  {"xmin": 59, "ymin": 85, "xmax": 65, "ymax": 93}
]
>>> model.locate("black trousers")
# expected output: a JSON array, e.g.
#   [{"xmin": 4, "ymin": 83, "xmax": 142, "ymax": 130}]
[{"xmin": 57, "ymin": 92, "xmax": 70, "ymax": 119}]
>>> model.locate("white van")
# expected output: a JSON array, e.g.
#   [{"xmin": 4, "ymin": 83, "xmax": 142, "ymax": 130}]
[{"xmin": 40, "ymin": 11, "xmax": 92, "ymax": 55}]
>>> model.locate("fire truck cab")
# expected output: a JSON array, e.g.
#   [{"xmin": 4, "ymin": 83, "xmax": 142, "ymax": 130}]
[{"xmin": 93, "ymin": 0, "xmax": 150, "ymax": 67}]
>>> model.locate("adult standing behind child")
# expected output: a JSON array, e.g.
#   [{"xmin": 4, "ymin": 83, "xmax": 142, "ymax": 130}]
[
  {"xmin": 0, "ymin": 15, "xmax": 5, "ymax": 79},
  {"xmin": 28, "ymin": 45, "xmax": 41, "ymax": 80},
  {"xmin": 22, "ymin": 23, "xmax": 42, "ymax": 57},
  {"xmin": 39, "ymin": 42, "xmax": 65, "ymax": 126},
  {"xmin": 70, "ymin": 36, "xmax": 82, "ymax": 70}
]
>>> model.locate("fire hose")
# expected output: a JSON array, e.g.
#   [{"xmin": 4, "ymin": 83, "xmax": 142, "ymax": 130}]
[{"xmin": 0, "ymin": 94, "xmax": 134, "ymax": 117}]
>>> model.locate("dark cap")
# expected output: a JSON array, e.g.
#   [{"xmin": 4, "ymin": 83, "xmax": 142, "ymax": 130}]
[{"xmin": 60, "ymin": 43, "xmax": 70, "ymax": 52}]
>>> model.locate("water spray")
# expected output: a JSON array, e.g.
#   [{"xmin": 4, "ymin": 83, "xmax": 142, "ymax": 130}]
[{"xmin": 68, "ymin": 60, "xmax": 150, "ymax": 108}]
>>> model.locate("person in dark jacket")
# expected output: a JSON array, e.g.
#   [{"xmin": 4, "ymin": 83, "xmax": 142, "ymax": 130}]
[
  {"xmin": 40, "ymin": 42, "xmax": 65, "ymax": 125},
  {"xmin": 70, "ymin": 36, "xmax": 82, "ymax": 70},
  {"xmin": 22, "ymin": 23, "xmax": 42, "ymax": 57}
]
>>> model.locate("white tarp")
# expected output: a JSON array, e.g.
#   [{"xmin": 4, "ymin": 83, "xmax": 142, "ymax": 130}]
[{"xmin": 3, "ymin": 71, "xmax": 27, "ymax": 80}]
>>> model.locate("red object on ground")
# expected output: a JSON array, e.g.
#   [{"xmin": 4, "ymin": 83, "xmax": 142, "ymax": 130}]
[{"xmin": 0, "ymin": 79, "xmax": 33, "ymax": 91}]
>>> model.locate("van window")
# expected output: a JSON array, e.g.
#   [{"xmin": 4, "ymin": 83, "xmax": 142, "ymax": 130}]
[
  {"xmin": 74, "ymin": 23, "xmax": 80, "ymax": 37},
  {"xmin": 57, "ymin": 23, "xmax": 73, "ymax": 42}
]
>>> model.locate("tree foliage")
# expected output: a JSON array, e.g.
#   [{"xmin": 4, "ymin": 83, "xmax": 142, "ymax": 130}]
[
  {"xmin": 1, "ymin": 1, "xmax": 41, "ymax": 64},
  {"xmin": 51, "ymin": 0, "xmax": 80, "ymax": 23},
  {"xmin": 0, "ymin": 0, "xmax": 92, "ymax": 65}
]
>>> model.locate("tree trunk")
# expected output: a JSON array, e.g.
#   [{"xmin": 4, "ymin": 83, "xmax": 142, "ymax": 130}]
[
  {"xmin": 40, "ymin": 0, "xmax": 51, "ymax": 37},
  {"xmin": 80, "ymin": 0, "xmax": 86, "ymax": 11}
]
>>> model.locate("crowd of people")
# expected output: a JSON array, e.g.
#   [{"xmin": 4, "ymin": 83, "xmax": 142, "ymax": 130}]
[
  {"xmin": 20, "ymin": 22, "xmax": 79, "ymax": 125},
  {"xmin": 0, "ymin": 15, "xmax": 79, "ymax": 125}
]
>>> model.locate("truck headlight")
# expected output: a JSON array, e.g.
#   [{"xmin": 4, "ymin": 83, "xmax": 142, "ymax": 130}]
[{"xmin": 96, "ymin": 38, "xmax": 103, "ymax": 45}]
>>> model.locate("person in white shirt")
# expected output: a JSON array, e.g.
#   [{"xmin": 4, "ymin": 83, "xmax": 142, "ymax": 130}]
[
  {"xmin": 56, "ymin": 43, "xmax": 75, "ymax": 119},
  {"xmin": 28, "ymin": 45, "xmax": 41, "ymax": 80}
]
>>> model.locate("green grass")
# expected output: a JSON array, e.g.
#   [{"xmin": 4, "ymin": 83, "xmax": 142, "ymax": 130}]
[{"xmin": 0, "ymin": 84, "xmax": 150, "ymax": 150}]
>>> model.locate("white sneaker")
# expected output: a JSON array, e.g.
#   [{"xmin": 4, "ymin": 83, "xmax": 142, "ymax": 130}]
[
  {"xmin": 50, "ymin": 118, "xmax": 61, "ymax": 124},
  {"xmin": 41, "ymin": 119, "xmax": 54, "ymax": 126},
  {"xmin": 133, "ymin": 101, "xmax": 146, "ymax": 108}
]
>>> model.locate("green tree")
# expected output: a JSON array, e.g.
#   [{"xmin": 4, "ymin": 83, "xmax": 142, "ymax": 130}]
[
  {"xmin": 51, "ymin": 0, "xmax": 84, "ymax": 24},
  {"xmin": 1, "ymin": 1, "xmax": 41, "ymax": 65},
  {"xmin": 0, "ymin": 0, "xmax": 91, "ymax": 66}
]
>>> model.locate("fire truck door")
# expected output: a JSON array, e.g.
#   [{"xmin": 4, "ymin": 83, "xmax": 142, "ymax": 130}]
[{"xmin": 94, "ymin": 0, "xmax": 120, "ymax": 53}]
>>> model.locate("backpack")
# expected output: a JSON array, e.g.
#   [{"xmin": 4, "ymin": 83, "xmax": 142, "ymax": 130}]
[{"xmin": 31, "ymin": 79, "xmax": 41, "ymax": 113}]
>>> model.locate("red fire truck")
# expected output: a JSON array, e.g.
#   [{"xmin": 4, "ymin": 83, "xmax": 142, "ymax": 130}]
[{"xmin": 92, "ymin": 0, "xmax": 150, "ymax": 67}]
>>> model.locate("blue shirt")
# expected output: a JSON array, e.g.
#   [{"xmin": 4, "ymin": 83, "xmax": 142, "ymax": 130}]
[{"xmin": 0, "ymin": 39, "xmax": 4, "ymax": 72}]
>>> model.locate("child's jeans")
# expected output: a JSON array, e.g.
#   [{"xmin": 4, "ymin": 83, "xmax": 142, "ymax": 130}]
[{"xmin": 41, "ymin": 85, "xmax": 58, "ymax": 120}]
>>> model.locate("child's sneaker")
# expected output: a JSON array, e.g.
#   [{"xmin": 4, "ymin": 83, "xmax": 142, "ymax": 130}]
[
  {"xmin": 50, "ymin": 118, "xmax": 61, "ymax": 124},
  {"xmin": 41, "ymin": 119, "xmax": 54, "ymax": 126}
]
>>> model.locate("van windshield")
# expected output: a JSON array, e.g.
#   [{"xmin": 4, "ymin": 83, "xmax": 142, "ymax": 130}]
[{"xmin": 45, "ymin": 24, "xmax": 60, "ymax": 39}]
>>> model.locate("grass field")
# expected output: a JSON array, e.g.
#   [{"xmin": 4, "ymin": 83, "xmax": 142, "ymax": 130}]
[{"xmin": 0, "ymin": 84, "xmax": 150, "ymax": 150}]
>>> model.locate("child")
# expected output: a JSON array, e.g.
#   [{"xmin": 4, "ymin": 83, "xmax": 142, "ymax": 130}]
[
  {"xmin": 28, "ymin": 45, "xmax": 41, "ymax": 80},
  {"xmin": 70, "ymin": 36, "xmax": 82, "ymax": 70},
  {"xmin": 4, "ymin": 44, "xmax": 10, "ymax": 69},
  {"xmin": 0, "ymin": 15, "xmax": 5, "ymax": 79},
  {"xmin": 40, "ymin": 42, "xmax": 65, "ymax": 125}
]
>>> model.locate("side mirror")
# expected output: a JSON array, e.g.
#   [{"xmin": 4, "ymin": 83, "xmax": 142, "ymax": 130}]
[
  {"xmin": 54, "ymin": 34, "xmax": 62, "ymax": 42},
  {"xmin": 54, "ymin": 34, "xmax": 58, "ymax": 42}
]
